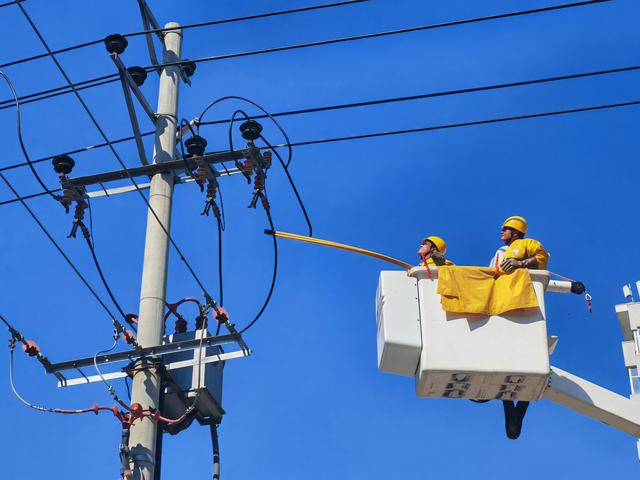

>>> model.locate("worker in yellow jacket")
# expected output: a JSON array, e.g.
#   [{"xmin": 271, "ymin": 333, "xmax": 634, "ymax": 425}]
[
  {"xmin": 493, "ymin": 215, "xmax": 548, "ymax": 439},
  {"xmin": 491, "ymin": 216, "xmax": 549, "ymax": 272},
  {"xmin": 418, "ymin": 235, "xmax": 453, "ymax": 266}
]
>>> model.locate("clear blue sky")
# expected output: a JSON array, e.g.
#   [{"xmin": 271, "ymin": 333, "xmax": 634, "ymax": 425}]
[{"xmin": 1, "ymin": 0, "xmax": 640, "ymax": 478}]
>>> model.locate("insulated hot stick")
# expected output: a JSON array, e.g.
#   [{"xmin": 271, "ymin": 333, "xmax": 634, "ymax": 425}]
[{"xmin": 265, "ymin": 230, "xmax": 413, "ymax": 269}]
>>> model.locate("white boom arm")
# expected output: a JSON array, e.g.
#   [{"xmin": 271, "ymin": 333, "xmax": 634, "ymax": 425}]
[{"xmin": 544, "ymin": 366, "xmax": 640, "ymax": 437}]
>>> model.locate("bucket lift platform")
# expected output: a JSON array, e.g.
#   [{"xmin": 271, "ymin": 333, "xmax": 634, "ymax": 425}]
[
  {"xmin": 377, "ymin": 267, "xmax": 551, "ymax": 401},
  {"xmin": 376, "ymin": 266, "xmax": 640, "ymax": 452}
]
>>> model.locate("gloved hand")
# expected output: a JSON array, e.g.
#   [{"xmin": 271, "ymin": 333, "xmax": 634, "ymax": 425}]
[
  {"xmin": 431, "ymin": 250, "xmax": 446, "ymax": 266},
  {"xmin": 500, "ymin": 258, "xmax": 525, "ymax": 272}
]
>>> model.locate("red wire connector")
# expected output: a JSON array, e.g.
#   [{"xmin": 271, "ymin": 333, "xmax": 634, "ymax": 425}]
[
  {"xmin": 122, "ymin": 330, "xmax": 137, "ymax": 345},
  {"xmin": 214, "ymin": 307, "xmax": 230, "ymax": 325},
  {"xmin": 22, "ymin": 340, "xmax": 40, "ymax": 357}
]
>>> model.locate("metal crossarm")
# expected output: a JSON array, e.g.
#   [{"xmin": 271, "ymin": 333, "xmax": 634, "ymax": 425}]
[
  {"xmin": 66, "ymin": 150, "xmax": 245, "ymax": 189},
  {"xmin": 45, "ymin": 333, "xmax": 251, "ymax": 388}
]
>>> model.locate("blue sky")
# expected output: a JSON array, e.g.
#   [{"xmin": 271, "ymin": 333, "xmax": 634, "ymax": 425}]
[{"xmin": 1, "ymin": 0, "xmax": 640, "ymax": 478}]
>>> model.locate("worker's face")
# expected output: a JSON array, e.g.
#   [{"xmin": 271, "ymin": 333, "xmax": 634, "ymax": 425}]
[
  {"xmin": 501, "ymin": 227, "xmax": 520, "ymax": 245},
  {"xmin": 418, "ymin": 240, "xmax": 436, "ymax": 257}
]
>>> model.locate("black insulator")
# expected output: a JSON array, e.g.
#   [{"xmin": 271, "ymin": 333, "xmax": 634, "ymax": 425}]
[
  {"xmin": 127, "ymin": 66, "xmax": 147, "ymax": 86},
  {"xmin": 239, "ymin": 119, "xmax": 263, "ymax": 141},
  {"xmin": 181, "ymin": 61, "xmax": 196, "ymax": 78},
  {"xmin": 571, "ymin": 281, "xmax": 586, "ymax": 295},
  {"xmin": 104, "ymin": 34, "xmax": 128, "ymax": 54},
  {"xmin": 52, "ymin": 155, "xmax": 75, "ymax": 175},
  {"xmin": 174, "ymin": 317, "xmax": 188, "ymax": 334},
  {"xmin": 195, "ymin": 315, "xmax": 206, "ymax": 330},
  {"xmin": 185, "ymin": 135, "xmax": 207, "ymax": 156}
]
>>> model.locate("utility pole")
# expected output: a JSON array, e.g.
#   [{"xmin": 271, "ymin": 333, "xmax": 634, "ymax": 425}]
[{"xmin": 128, "ymin": 22, "xmax": 182, "ymax": 480}]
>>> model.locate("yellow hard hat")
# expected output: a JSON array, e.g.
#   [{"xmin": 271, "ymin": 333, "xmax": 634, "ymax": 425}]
[
  {"xmin": 424, "ymin": 236, "xmax": 447, "ymax": 254},
  {"xmin": 502, "ymin": 216, "xmax": 528, "ymax": 234}
]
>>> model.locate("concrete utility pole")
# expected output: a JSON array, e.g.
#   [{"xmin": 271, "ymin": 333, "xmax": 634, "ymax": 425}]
[{"xmin": 128, "ymin": 22, "xmax": 182, "ymax": 480}]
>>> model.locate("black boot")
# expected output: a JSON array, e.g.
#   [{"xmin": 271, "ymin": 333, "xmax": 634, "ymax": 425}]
[{"xmin": 502, "ymin": 400, "xmax": 529, "ymax": 439}]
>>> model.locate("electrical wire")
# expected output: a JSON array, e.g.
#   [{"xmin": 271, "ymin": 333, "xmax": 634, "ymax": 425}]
[
  {"xmin": 211, "ymin": 424, "xmax": 221, "ymax": 480},
  {"xmin": 3, "ymin": 62, "xmax": 639, "ymax": 174},
  {"xmin": 82, "ymin": 226, "xmax": 129, "ymax": 321},
  {"xmin": 0, "ymin": 172, "xmax": 127, "ymax": 334},
  {"xmin": 215, "ymin": 215, "xmax": 223, "ymax": 336},
  {"xmin": 3, "ymin": 97, "xmax": 640, "ymax": 207},
  {"xmin": 0, "ymin": 71, "xmax": 59, "ymax": 200},
  {"xmin": 0, "ymin": 0, "xmax": 615, "ymax": 111},
  {"xmin": 201, "ymin": 98, "xmax": 312, "ymax": 236},
  {"xmin": 16, "ymin": 3, "xmax": 216, "ymax": 304},
  {"xmin": 260, "ymin": 134, "xmax": 313, "ymax": 237},
  {"xmin": 93, "ymin": 335, "xmax": 132, "ymax": 411},
  {"xmin": 0, "ymin": 0, "xmax": 369, "ymax": 70},
  {"xmin": 0, "ymin": 0, "xmax": 23, "ymax": 9},
  {"xmin": 7, "ymin": 335, "xmax": 120, "ymax": 417},
  {"xmin": 144, "ymin": 0, "xmax": 616, "ymax": 73},
  {"xmin": 239, "ymin": 198, "xmax": 278, "ymax": 334}
]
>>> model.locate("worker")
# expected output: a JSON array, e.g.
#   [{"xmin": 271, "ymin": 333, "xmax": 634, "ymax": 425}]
[
  {"xmin": 493, "ymin": 215, "xmax": 549, "ymax": 439},
  {"xmin": 491, "ymin": 215, "xmax": 549, "ymax": 272},
  {"xmin": 417, "ymin": 236, "xmax": 452, "ymax": 266}
]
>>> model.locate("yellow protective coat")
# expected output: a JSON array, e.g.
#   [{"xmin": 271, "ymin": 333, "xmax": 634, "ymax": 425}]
[
  {"xmin": 503, "ymin": 238, "xmax": 549, "ymax": 270},
  {"xmin": 421, "ymin": 258, "xmax": 455, "ymax": 267},
  {"xmin": 437, "ymin": 266, "xmax": 539, "ymax": 316}
]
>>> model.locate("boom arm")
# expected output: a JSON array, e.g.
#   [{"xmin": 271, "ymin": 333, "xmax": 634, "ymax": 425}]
[{"xmin": 544, "ymin": 365, "xmax": 640, "ymax": 438}]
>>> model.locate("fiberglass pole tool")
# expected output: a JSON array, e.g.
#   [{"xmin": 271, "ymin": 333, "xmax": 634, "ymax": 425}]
[{"xmin": 264, "ymin": 230, "xmax": 412, "ymax": 269}]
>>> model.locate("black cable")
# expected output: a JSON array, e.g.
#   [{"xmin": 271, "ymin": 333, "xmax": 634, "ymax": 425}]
[
  {"xmin": 0, "ymin": 0, "xmax": 23, "ymax": 9},
  {"xmin": 87, "ymin": 197, "xmax": 94, "ymax": 248},
  {"xmin": 0, "ymin": 130, "xmax": 153, "ymax": 172},
  {"xmin": 0, "ymin": 0, "xmax": 615, "ymax": 111},
  {"xmin": 200, "ymin": 65, "xmax": 640, "ymax": 130},
  {"xmin": 3, "ymin": 62, "xmax": 639, "ymax": 173},
  {"xmin": 260, "ymin": 134, "xmax": 313, "ymax": 237},
  {"xmin": 124, "ymin": 376, "xmax": 131, "ymax": 400},
  {"xmin": 81, "ymin": 225, "xmax": 129, "ymax": 321},
  {"xmin": 226, "ymin": 108, "xmax": 252, "ymax": 172},
  {"xmin": 2, "ymin": 62, "xmax": 639, "ymax": 175},
  {"xmin": 205, "ymin": 100, "xmax": 312, "ymax": 235},
  {"xmin": 0, "ymin": 0, "xmax": 369, "ymax": 70},
  {"xmin": 274, "ymin": 98, "xmax": 640, "ymax": 148},
  {"xmin": 239, "ymin": 199, "xmax": 277, "ymax": 334},
  {"xmin": 3, "ymin": 98, "xmax": 640, "ymax": 208},
  {"xmin": 0, "ymin": 74, "xmax": 120, "ymax": 111},
  {"xmin": 0, "ymin": 71, "xmax": 59, "ymax": 201},
  {"xmin": 210, "ymin": 424, "xmax": 221, "ymax": 480},
  {"xmin": 150, "ymin": 1, "xmax": 616, "ymax": 73},
  {"xmin": 0, "ymin": 172, "xmax": 125, "ymax": 333},
  {"xmin": 200, "ymin": 97, "xmax": 293, "ymax": 168},
  {"xmin": 215, "ymin": 215, "xmax": 223, "ymax": 337},
  {"xmin": 17, "ymin": 3, "xmax": 216, "ymax": 303}
]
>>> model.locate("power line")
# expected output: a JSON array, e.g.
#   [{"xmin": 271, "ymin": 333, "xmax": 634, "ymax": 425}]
[
  {"xmin": 279, "ymin": 99, "xmax": 640, "ymax": 148},
  {"xmin": 16, "ymin": 2, "xmax": 216, "ymax": 301},
  {"xmin": 152, "ymin": 0, "xmax": 615, "ymax": 72},
  {"xmin": 0, "ymin": 171, "xmax": 125, "ymax": 331},
  {"xmin": 3, "ymin": 98, "xmax": 637, "ymax": 207},
  {"xmin": 2, "ymin": 62, "xmax": 638, "ymax": 175},
  {"xmin": 0, "ymin": 0, "xmax": 23, "ymax": 9},
  {"xmin": 0, "ymin": 0, "xmax": 369, "ymax": 70},
  {"xmin": 0, "ymin": 0, "xmax": 614, "ymax": 111}
]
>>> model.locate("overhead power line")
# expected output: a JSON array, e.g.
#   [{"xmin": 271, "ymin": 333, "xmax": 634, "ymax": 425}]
[
  {"xmin": 3, "ymin": 98, "xmax": 639, "ymax": 207},
  {"xmin": 1, "ymin": 62, "xmax": 638, "ymax": 174},
  {"xmin": 0, "ymin": 171, "xmax": 124, "ymax": 330},
  {"xmin": 0, "ymin": 0, "xmax": 369, "ymax": 70},
  {"xmin": 0, "ymin": 0, "xmax": 613, "ymax": 111},
  {"xmin": 0, "ymin": 0, "xmax": 23, "ymax": 9}
]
